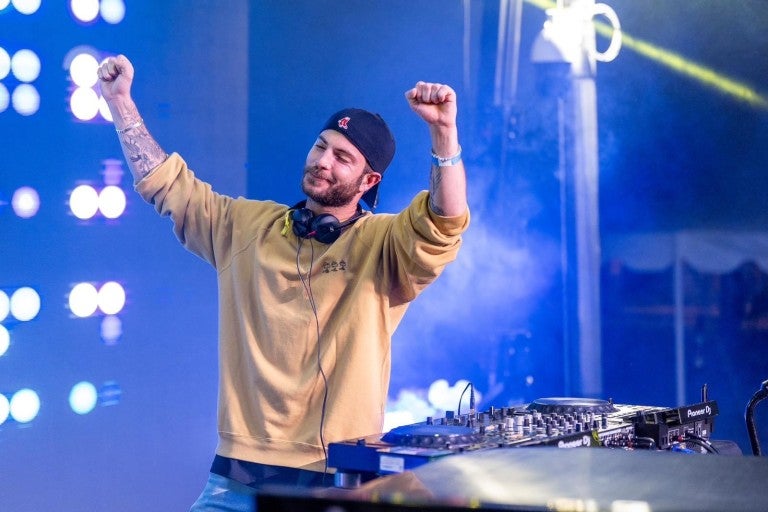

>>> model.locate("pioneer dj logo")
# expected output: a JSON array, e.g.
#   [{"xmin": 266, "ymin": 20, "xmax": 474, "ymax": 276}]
[
  {"xmin": 686, "ymin": 405, "xmax": 711, "ymax": 418},
  {"xmin": 557, "ymin": 435, "xmax": 591, "ymax": 448}
]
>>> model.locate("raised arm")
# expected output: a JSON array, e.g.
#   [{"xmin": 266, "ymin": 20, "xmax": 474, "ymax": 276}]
[
  {"xmin": 97, "ymin": 55, "xmax": 168, "ymax": 183},
  {"xmin": 405, "ymin": 81, "xmax": 467, "ymax": 217}
]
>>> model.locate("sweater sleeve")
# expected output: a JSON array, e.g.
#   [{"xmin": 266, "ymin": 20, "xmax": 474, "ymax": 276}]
[
  {"xmin": 134, "ymin": 152, "xmax": 235, "ymax": 269},
  {"xmin": 383, "ymin": 190, "xmax": 470, "ymax": 304}
]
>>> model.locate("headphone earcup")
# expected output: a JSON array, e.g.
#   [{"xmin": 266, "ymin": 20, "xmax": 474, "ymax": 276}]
[
  {"xmin": 311, "ymin": 214, "xmax": 344, "ymax": 244},
  {"xmin": 291, "ymin": 208, "xmax": 316, "ymax": 238},
  {"xmin": 290, "ymin": 205, "xmax": 362, "ymax": 244}
]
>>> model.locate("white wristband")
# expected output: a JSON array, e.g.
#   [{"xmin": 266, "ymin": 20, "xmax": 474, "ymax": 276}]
[
  {"xmin": 116, "ymin": 119, "xmax": 144, "ymax": 135},
  {"xmin": 431, "ymin": 145, "xmax": 462, "ymax": 167}
]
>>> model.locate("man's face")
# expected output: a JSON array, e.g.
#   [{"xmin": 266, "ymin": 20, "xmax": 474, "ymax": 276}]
[{"xmin": 302, "ymin": 130, "xmax": 374, "ymax": 208}]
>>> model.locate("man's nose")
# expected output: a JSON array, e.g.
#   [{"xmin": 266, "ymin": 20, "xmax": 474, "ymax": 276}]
[{"xmin": 315, "ymin": 148, "xmax": 333, "ymax": 169}]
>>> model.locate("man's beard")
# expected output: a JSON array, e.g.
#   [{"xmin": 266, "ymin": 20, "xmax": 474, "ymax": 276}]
[{"xmin": 302, "ymin": 166, "xmax": 366, "ymax": 207}]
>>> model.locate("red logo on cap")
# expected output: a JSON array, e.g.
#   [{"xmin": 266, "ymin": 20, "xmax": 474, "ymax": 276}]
[{"xmin": 337, "ymin": 116, "xmax": 351, "ymax": 130}]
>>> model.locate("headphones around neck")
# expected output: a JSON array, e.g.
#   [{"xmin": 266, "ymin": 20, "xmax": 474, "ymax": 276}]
[{"xmin": 290, "ymin": 202, "xmax": 365, "ymax": 244}]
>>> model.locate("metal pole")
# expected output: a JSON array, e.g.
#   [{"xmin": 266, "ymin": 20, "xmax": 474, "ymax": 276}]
[{"xmin": 532, "ymin": 0, "xmax": 621, "ymax": 397}]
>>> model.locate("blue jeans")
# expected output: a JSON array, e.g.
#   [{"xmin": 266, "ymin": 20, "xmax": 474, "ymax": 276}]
[{"xmin": 189, "ymin": 473, "xmax": 258, "ymax": 512}]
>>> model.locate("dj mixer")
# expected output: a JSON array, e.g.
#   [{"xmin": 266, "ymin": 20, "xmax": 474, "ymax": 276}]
[{"xmin": 327, "ymin": 397, "xmax": 719, "ymax": 486}]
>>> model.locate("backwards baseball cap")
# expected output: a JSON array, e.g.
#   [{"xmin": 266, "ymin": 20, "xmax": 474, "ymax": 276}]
[{"xmin": 320, "ymin": 108, "xmax": 396, "ymax": 210}]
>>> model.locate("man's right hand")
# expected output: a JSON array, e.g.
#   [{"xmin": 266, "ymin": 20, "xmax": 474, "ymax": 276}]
[{"xmin": 97, "ymin": 54, "xmax": 134, "ymax": 103}]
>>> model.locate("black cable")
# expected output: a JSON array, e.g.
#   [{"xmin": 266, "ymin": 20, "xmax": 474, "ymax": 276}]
[
  {"xmin": 684, "ymin": 432, "xmax": 720, "ymax": 454},
  {"xmin": 745, "ymin": 378, "xmax": 768, "ymax": 456},
  {"xmin": 296, "ymin": 238, "xmax": 330, "ymax": 478},
  {"xmin": 632, "ymin": 436, "xmax": 657, "ymax": 450},
  {"xmin": 457, "ymin": 381, "xmax": 473, "ymax": 416},
  {"xmin": 682, "ymin": 436, "xmax": 719, "ymax": 454}
]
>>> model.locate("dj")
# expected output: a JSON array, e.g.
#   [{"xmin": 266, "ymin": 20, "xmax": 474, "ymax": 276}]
[{"xmin": 97, "ymin": 54, "xmax": 469, "ymax": 511}]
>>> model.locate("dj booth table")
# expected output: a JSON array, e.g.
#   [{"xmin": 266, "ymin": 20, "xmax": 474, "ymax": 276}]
[
  {"xmin": 259, "ymin": 397, "xmax": 768, "ymax": 510},
  {"xmin": 258, "ymin": 446, "xmax": 768, "ymax": 511}
]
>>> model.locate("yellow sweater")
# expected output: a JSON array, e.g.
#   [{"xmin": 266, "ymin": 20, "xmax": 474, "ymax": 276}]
[{"xmin": 136, "ymin": 153, "xmax": 469, "ymax": 469}]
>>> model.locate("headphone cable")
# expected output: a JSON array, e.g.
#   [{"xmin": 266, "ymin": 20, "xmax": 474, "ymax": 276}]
[{"xmin": 296, "ymin": 238, "xmax": 331, "ymax": 479}]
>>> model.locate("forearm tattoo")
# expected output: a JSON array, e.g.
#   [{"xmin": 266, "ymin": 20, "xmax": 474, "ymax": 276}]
[
  {"xmin": 118, "ymin": 125, "xmax": 168, "ymax": 180},
  {"xmin": 428, "ymin": 165, "xmax": 446, "ymax": 215}
]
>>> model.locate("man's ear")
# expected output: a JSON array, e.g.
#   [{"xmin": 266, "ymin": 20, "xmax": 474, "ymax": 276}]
[{"xmin": 361, "ymin": 171, "xmax": 382, "ymax": 193}]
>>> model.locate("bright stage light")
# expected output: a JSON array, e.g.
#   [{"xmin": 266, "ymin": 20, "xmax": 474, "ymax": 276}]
[
  {"xmin": 0, "ymin": 394, "xmax": 9, "ymax": 426},
  {"xmin": 70, "ymin": 86, "xmax": 99, "ymax": 121},
  {"xmin": 11, "ymin": 84, "xmax": 39, "ymax": 116},
  {"xmin": 98, "ymin": 96, "xmax": 112, "ymax": 121},
  {"xmin": 0, "ymin": 290, "xmax": 9, "ymax": 322},
  {"xmin": 100, "ymin": 0, "xmax": 125, "ymax": 24},
  {"xmin": 100, "ymin": 315, "xmax": 122, "ymax": 345},
  {"xmin": 70, "ymin": 0, "xmax": 99, "ymax": 23},
  {"xmin": 11, "ymin": 186, "xmax": 40, "ymax": 218},
  {"xmin": 11, "ymin": 49, "xmax": 40, "ymax": 83},
  {"xmin": 0, "ymin": 0, "xmax": 10, "ymax": 11},
  {"xmin": 10, "ymin": 388, "xmax": 40, "ymax": 423},
  {"xmin": 69, "ymin": 381, "xmax": 98, "ymax": 415},
  {"xmin": 0, "ymin": 47, "xmax": 10, "ymax": 80},
  {"xmin": 68, "ymin": 282, "xmax": 99, "ymax": 318},
  {"xmin": 0, "ymin": 324, "xmax": 9, "ymax": 357},
  {"xmin": 69, "ymin": 184, "xmax": 99, "ymax": 219},
  {"xmin": 11, "ymin": 0, "xmax": 41, "ymax": 15},
  {"xmin": 0, "ymin": 83, "xmax": 8, "ymax": 113},
  {"xmin": 97, "ymin": 281, "xmax": 125, "ymax": 315},
  {"xmin": 10, "ymin": 287, "xmax": 40, "ymax": 322},
  {"xmin": 69, "ymin": 52, "xmax": 99, "ymax": 88},
  {"xmin": 98, "ymin": 185, "xmax": 126, "ymax": 219}
]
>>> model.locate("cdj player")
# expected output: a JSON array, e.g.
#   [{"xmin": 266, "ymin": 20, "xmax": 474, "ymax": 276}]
[{"xmin": 327, "ymin": 397, "xmax": 719, "ymax": 488}]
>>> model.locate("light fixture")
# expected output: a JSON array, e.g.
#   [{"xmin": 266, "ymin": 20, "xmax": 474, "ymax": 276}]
[
  {"xmin": 10, "ymin": 49, "xmax": 41, "ymax": 82},
  {"xmin": 97, "ymin": 281, "xmax": 125, "ymax": 315},
  {"xmin": 11, "ymin": 186, "xmax": 40, "ymax": 218},
  {"xmin": 97, "ymin": 186, "xmax": 126, "ymax": 219},
  {"xmin": 69, "ymin": 0, "xmax": 99, "ymax": 23},
  {"xmin": 69, "ymin": 184, "xmax": 99, "ymax": 220},
  {"xmin": 9, "ymin": 286, "xmax": 40, "ymax": 322},
  {"xmin": 100, "ymin": 0, "xmax": 125, "ymax": 24},
  {"xmin": 100, "ymin": 315, "xmax": 122, "ymax": 345},
  {"xmin": 9, "ymin": 388, "xmax": 40, "ymax": 423},
  {"xmin": 68, "ymin": 282, "xmax": 99, "ymax": 318},
  {"xmin": 0, "ymin": 393, "xmax": 9, "ymax": 426},
  {"xmin": 69, "ymin": 381, "xmax": 98, "ymax": 415},
  {"xmin": 11, "ymin": 0, "xmax": 42, "ymax": 16},
  {"xmin": 0, "ymin": 324, "xmax": 9, "ymax": 357},
  {"xmin": 0, "ymin": 290, "xmax": 9, "ymax": 322},
  {"xmin": 11, "ymin": 83, "xmax": 39, "ymax": 116}
]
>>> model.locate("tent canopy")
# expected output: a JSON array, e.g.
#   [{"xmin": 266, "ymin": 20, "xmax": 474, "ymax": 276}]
[{"xmin": 603, "ymin": 231, "xmax": 768, "ymax": 273}]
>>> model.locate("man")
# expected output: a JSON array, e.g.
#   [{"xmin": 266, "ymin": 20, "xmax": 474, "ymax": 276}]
[{"xmin": 97, "ymin": 54, "xmax": 469, "ymax": 511}]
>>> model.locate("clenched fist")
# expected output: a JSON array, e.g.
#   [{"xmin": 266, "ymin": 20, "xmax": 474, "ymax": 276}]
[{"xmin": 97, "ymin": 54, "xmax": 134, "ymax": 103}]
